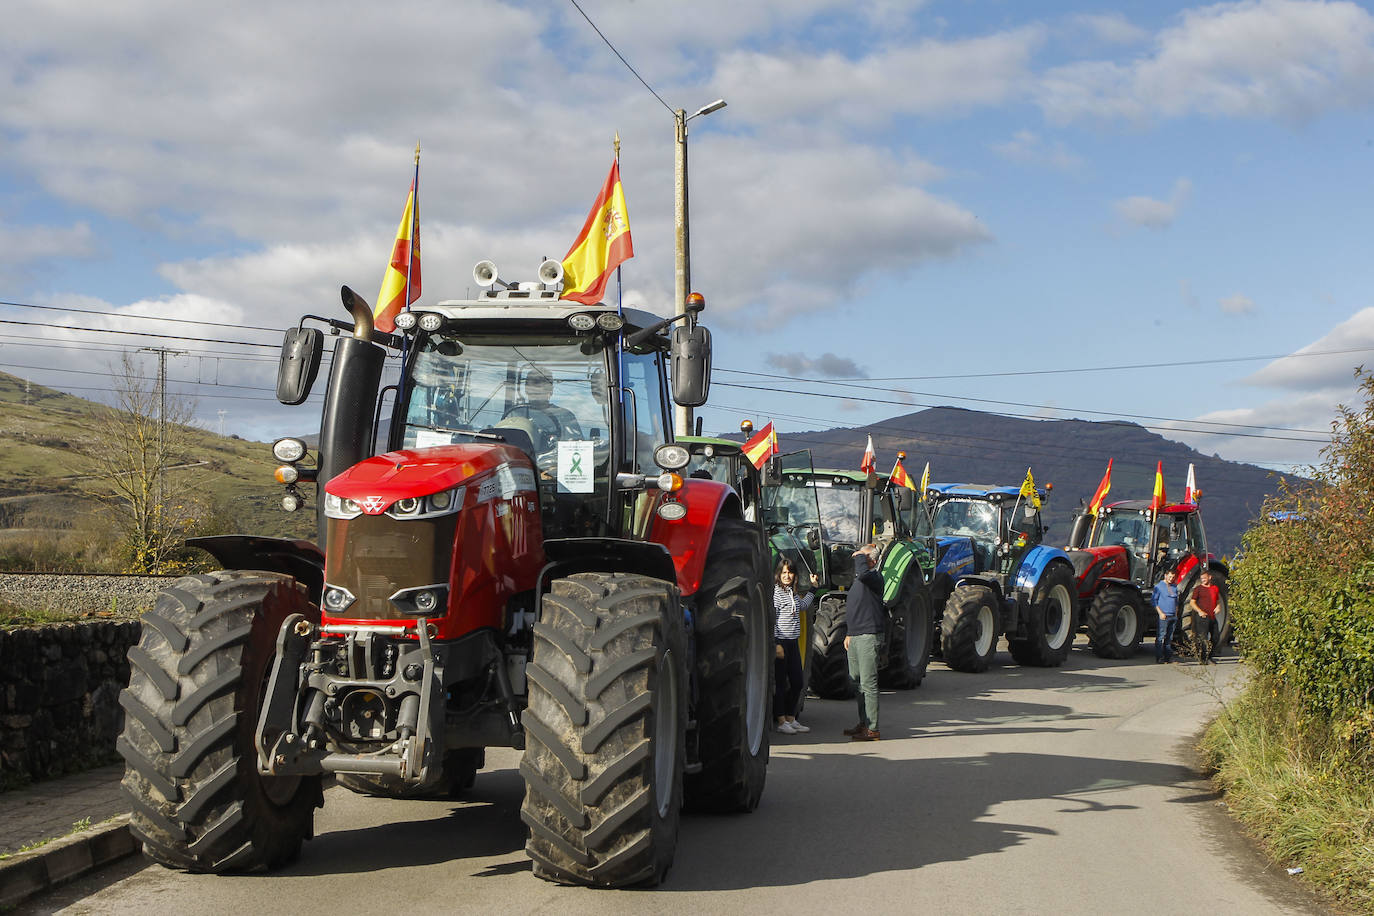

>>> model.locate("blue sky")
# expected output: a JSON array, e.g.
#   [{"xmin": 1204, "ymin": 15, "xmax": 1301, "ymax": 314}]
[{"xmin": 2, "ymin": 0, "xmax": 1372, "ymax": 470}]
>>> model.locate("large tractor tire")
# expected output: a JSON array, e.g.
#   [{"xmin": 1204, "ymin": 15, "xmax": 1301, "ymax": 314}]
[
  {"xmin": 879, "ymin": 574, "xmax": 933, "ymax": 689},
  {"xmin": 118, "ymin": 571, "xmax": 321, "ymax": 872},
  {"xmin": 807, "ymin": 595, "xmax": 855, "ymax": 699},
  {"xmin": 1179, "ymin": 570, "xmax": 1232, "ymax": 655},
  {"xmin": 684, "ymin": 518, "xmax": 773, "ymax": 813},
  {"xmin": 1084, "ymin": 584, "xmax": 1146, "ymax": 658},
  {"xmin": 521, "ymin": 572, "xmax": 687, "ymax": 888},
  {"xmin": 337, "ymin": 748, "xmax": 484, "ymax": 799},
  {"xmin": 1007, "ymin": 564, "xmax": 1076, "ymax": 667},
  {"xmin": 942, "ymin": 583, "xmax": 1000, "ymax": 673}
]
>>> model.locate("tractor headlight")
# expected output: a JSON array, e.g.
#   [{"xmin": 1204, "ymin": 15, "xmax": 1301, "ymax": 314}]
[
  {"xmin": 389, "ymin": 584, "xmax": 450, "ymax": 617},
  {"xmin": 596, "ymin": 313, "xmax": 624, "ymax": 331},
  {"xmin": 275, "ymin": 464, "xmax": 300, "ymax": 485},
  {"xmin": 322, "ymin": 585, "xmax": 357, "ymax": 613},
  {"xmin": 273, "ymin": 438, "xmax": 307, "ymax": 463},
  {"xmin": 393, "ymin": 311, "xmax": 418, "ymax": 331},
  {"xmin": 324, "ymin": 492, "xmax": 363, "ymax": 520},
  {"xmin": 657, "ymin": 499, "xmax": 688, "ymax": 521},
  {"xmin": 654, "ymin": 444, "xmax": 690, "ymax": 471},
  {"xmin": 385, "ymin": 487, "xmax": 464, "ymax": 519},
  {"xmin": 418, "ymin": 313, "xmax": 444, "ymax": 332},
  {"xmin": 568, "ymin": 313, "xmax": 596, "ymax": 331}
]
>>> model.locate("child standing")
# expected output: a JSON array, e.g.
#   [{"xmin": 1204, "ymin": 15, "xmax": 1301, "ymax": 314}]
[{"xmin": 773, "ymin": 558, "xmax": 816, "ymax": 734}]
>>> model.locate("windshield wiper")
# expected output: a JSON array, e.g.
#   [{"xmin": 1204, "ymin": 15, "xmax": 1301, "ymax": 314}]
[{"xmin": 409, "ymin": 424, "xmax": 506, "ymax": 441}]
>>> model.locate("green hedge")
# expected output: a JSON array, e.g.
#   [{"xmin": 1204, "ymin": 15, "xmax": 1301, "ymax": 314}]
[{"xmin": 1230, "ymin": 371, "xmax": 1374, "ymax": 752}]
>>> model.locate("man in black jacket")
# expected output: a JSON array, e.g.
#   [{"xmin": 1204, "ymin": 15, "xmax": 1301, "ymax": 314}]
[{"xmin": 842, "ymin": 544, "xmax": 885, "ymax": 741}]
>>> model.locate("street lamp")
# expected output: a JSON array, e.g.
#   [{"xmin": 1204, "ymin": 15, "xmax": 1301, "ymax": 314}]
[{"xmin": 673, "ymin": 98, "xmax": 727, "ymax": 436}]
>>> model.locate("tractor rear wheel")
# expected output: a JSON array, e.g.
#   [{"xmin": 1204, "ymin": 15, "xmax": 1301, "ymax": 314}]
[
  {"xmin": 1007, "ymin": 565, "xmax": 1076, "ymax": 667},
  {"xmin": 521, "ymin": 572, "xmax": 686, "ymax": 887},
  {"xmin": 942, "ymin": 583, "xmax": 999, "ymax": 673},
  {"xmin": 684, "ymin": 518, "xmax": 773, "ymax": 813},
  {"xmin": 118, "ymin": 572, "xmax": 321, "ymax": 872},
  {"xmin": 879, "ymin": 574, "xmax": 933, "ymax": 689},
  {"xmin": 1084, "ymin": 585, "xmax": 1146, "ymax": 658},
  {"xmin": 807, "ymin": 596, "xmax": 855, "ymax": 699}
]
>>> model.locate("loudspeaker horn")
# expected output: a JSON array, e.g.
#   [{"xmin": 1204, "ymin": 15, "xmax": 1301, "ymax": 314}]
[
  {"xmin": 473, "ymin": 260, "xmax": 502, "ymax": 288},
  {"xmin": 538, "ymin": 259, "xmax": 564, "ymax": 286}
]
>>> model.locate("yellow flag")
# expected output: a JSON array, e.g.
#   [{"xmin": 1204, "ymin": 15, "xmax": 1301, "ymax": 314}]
[{"xmin": 1019, "ymin": 467, "xmax": 1042, "ymax": 510}]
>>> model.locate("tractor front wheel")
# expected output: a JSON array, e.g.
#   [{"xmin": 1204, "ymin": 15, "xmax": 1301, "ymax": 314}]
[
  {"xmin": 118, "ymin": 572, "xmax": 321, "ymax": 872},
  {"xmin": 807, "ymin": 596, "xmax": 854, "ymax": 699},
  {"xmin": 1085, "ymin": 585, "xmax": 1146, "ymax": 658},
  {"xmin": 1007, "ymin": 565, "xmax": 1076, "ymax": 667},
  {"xmin": 684, "ymin": 518, "xmax": 773, "ymax": 813},
  {"xmin": 521, "ymin": 572, "xmax": 686, "ymax": 887},
  {"xmin": 942, "ymin": 583, "xmax": 1000, "ymax": 673},
  {"xmin": 879, "ymin": 575, "xmax": 933, "ymax": 689}
]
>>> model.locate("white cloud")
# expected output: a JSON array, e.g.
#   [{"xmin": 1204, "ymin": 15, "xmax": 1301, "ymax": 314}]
[
  {"xmin": 765, "ymin": 353, "xmax": 868, "ymax": 377},
  {"xmin": 990, "ymin": 130, "xmax": 1083, "ymax": 170},
  {"xmin": 1114, "ymin": 178, "xmax": 1192, "ymax": 229},
  {"xmin": 1040, "ymin": 0, "xmax": 1374, "ymax": 124},
  {"xmin": 712, "ymin": 27, "xmax": 1045, "ymax": 126},
  {"xmin": 1071, "ymin": 12, "xmax": 1150, "ymax": 45},
  {"xmin": 0, "ymin": 217, "xmax": 95, "ymax": 265},
  {"xmin": 1162, "ymin": 390, "xmax": 1344, "ymax": 469},
  {"xmin": 1219, "ymin": 293, "xmax": 1256, "ymax": 314},
  {"xmin": 1244, "ymin": 306, "xmax": 1374, "ymax": 390}
]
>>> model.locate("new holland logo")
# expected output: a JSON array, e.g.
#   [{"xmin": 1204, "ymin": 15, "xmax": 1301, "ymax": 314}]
[{"xmin": 360, "ymin": 495, "xmax": 388, "ymax": 515}]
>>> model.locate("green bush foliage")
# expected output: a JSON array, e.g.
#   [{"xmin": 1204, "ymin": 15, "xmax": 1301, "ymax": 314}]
[{"xmin": 1231, "ymin": 368, "xmax": 1374, "ymax": 754}]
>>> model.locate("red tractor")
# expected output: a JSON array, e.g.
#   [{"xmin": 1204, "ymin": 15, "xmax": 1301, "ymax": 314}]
[
  {"xmin": 1066, "ymin": 497, "xmax": 1229, "ymax": 658},
  {"xmin": 117, "ymin": 262, "xmax": 773, "ymax": 887}
]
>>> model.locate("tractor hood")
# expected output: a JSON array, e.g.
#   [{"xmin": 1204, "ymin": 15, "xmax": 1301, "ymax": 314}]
[
  {"xmin": 325, "ymin": 442, "xmax": 534, "ymax": 515},
  {"xmin": 933, "ymin": 536, "xmax": 979, "ymax": 576},
  {"xmin": 1066, "ymin": 544, "xmax": 1131, "ymax": 596}
]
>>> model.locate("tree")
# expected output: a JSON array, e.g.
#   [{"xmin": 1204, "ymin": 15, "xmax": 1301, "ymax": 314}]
[{"xmin": 82, "ymin": 352, "xmax": 209, "ymax": 573}]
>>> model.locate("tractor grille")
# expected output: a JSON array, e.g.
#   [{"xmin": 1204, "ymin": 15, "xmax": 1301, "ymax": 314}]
[{"xmin": 324, "ymin": 514, "xmax": 458, "ymax": 620}]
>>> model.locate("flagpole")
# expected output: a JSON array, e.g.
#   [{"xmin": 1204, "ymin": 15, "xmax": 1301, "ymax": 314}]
[
  {"xmin": 401, "ymin": 140, "xmax": 420, "ymax": 364},
  {"xmin": 612, "ymin": 133, "xmax": 629, "ymax": 447}
]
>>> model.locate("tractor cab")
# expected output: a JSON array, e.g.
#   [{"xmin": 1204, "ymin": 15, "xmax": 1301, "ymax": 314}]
[
  {"xmin": 760, "ymin": 450, "xmax": 826, "ymax": 583},
  {"xmin": 1074, "ymin": 500, "xmax": 1208, "ymax": 588},
  {"xmin": 916, "ymin": 483, "xmax": 1049, "ymax": 586},
  {"xmin": 805, "ymin": 469, "xmax": 899, "ymax": 590}
]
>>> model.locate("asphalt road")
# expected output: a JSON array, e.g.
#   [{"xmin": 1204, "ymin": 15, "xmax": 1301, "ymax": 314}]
[{"xmin": 26, "ymin": 641, "xmax": 1326, "ymax": 915}]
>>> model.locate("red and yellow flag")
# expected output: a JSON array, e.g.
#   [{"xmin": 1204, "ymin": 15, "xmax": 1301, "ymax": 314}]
[
  {"xmin": 1151, "ymin": 461, "xmax": 1167, "ymax": 514},
  {"xmin": 1087, "ymin": 459, "xmax": 1113, "ymax": 515},
  {"xmin": 890, "ymin": 455, "xmax": 916, "ymax": 490},
  {"xmin": 374, "ymin": 177, "xmax": 421, "ymax": 334},
  {"xmin": 742, "ymin": 421, "xmax": 777, "ymax": 469},
  {"xmin": 561, "ymin": 160, "xmax": 634, "ymax": 305}
]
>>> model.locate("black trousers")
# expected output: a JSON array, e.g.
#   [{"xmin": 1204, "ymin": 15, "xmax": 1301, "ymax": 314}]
[{"xmin": 774, "ymin": 637, "xmax": 803, "ymax": 718}]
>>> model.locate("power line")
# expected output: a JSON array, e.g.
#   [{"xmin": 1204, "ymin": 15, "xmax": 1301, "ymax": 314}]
[
  {"xmin": 0, "ymin": 298, "xmax": 285, "ymax": 334},
  {"xmin": 566, "ymin": 0, "xmax": 674, "ymax": 114}
]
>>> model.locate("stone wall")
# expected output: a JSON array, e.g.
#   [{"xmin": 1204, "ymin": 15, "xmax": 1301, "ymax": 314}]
[{"xmin": 0, "ymin": 621, "xmax": 141, "ymax": 789}]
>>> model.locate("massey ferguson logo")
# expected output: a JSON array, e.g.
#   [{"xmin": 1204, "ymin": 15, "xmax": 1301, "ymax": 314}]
[{"xmin": 359, "ymin": 496, "xmax": 388, "ymax": 515}]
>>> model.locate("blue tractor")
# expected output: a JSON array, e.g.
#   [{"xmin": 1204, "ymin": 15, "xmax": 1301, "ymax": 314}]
[{"xmin": 913, "ymin": 482, "xmax": 1078, "ymax": 672}]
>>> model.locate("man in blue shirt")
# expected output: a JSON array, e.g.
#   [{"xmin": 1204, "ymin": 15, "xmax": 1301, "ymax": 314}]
[{"xmin": 1152, "ymin": 568, "xmax": 1180, "ymax": 663}]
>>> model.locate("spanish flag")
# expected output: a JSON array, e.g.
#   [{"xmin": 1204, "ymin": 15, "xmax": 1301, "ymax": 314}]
[
  {"xmin": 562, "ymin": 159, "xmax": 634, "ymax": 305},
  {"xmin": 742, "ymin": 421, "xmax": 777, "ymax": 469},
  {"xmin": 890, "ymin": 454, "xmax": 916, "ymax": 490},
  {"xmin": 1151, "ymin": 461, "xmax": 1167, "ymax": 514},
  {"xmin": 1019, "ymin": 467, "xmax": 1042, "ymax": 510},
  {"xmin": 374, "ymin": 176, "xmax": 421, "ymax": 334},
  {"xmin": 1087, "ymin": 459, "xmax": 1113, "ymax": 515}
]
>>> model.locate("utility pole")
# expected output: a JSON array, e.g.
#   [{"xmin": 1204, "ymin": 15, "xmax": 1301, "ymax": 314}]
[
  {"xmin": 217, "ymin": 410, "xmax": 227, "ymax": 437},
  {"xmin": 139, "ymin": 347, "xmax": 185, "ymax": 571},
  {"xmin": 672, "ymin": 99, "xmax": 726, "ymax": 436}
]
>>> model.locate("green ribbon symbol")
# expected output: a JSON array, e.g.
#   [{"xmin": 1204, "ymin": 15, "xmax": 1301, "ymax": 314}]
[{"xmin": 569, "ymin": 453, "xmax": 584, "ymax": 475}]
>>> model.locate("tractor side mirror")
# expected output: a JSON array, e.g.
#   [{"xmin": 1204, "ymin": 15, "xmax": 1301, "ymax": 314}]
[
  {"xmin": 670, "ymin": 324, "xmax": 711, "ymax": 407},
  {"xmin": 277, "ymin": 326, "xmax": 324, "ymax": 405},
  {"xmin": 893, "ymin": 488, "xmax": 914, "ymax": 513}
]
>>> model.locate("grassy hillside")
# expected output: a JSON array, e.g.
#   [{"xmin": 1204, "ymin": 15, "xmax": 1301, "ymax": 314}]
[{"xmin": 0, "ymin": 371, "xmax": 314, "ymax": 569}]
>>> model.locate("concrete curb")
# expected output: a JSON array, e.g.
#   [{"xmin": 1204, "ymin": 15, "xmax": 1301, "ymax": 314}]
[{"xmin": 0, "ymin": 816, "xmax": 138, "ymax": 909}]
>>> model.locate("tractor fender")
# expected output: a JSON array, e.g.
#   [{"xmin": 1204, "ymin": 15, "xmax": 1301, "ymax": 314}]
[
  {"xmin": 537, "ymin": 538, "xmax": 678, "ymax": 592},
  {"xmin": 1013, "ymin": 545, "xmax": 1075, "ymax": 600},
  {"xmin": 186, "ymin": 535, "xmax": 324, "ymax": 604},
  {"xmin": 1207, "ymin": 557, "xmax": 1229, "ymax": 577},
  {"xmin": 878, "ymin": 540, "xmax": 928, "ymax": 607},
  {"xmin": 648, "ymin": 477, "xmax": 743, "ymax": 598},
  {"xmin": 954, "ymin": 572, "xmax": 1004, "ymax": 601}
]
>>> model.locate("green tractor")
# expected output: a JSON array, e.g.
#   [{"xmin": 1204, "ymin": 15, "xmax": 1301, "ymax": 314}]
[
  {"xmin": 766, "ymin": 465, "xmax": 933, "ymax": 699},
  {"xmin": 678, "ymin": 435, "xmax": 824, "ymax": 703}
]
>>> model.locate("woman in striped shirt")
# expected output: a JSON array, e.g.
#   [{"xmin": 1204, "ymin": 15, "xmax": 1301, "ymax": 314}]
[{"xmin": 774, "ymin": 557, "xmax": 817, "ymax": 735}]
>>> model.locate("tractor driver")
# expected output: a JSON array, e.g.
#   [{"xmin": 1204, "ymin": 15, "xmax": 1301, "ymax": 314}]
[{"xmin": 510, "ymin": 370, "xmax": 583, "ymax": 453}]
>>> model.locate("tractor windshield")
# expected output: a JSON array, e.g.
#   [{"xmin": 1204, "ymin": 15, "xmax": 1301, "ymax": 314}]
[
  {"xmin": 815, "ymin": 486, "xmax": 865, "ymax": 545},
  {"xmin": 1092, "ymin": 510, "xmax": 1150, "ymax": 551},
  {"xmin": 918, "ymin": 498, "xmax": 999, "ymax": 543},
  {"xmin": 400, "ymin": 334, "xmax": 612, "ymax": 532}
]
